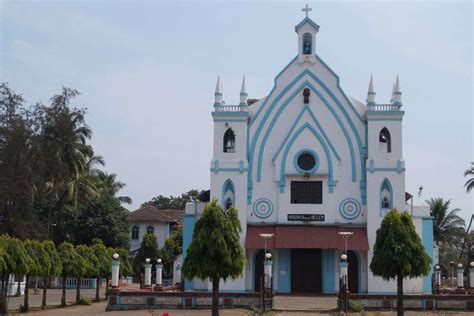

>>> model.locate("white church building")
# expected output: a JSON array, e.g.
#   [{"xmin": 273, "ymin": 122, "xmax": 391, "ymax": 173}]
[{"xmin": 182, "ymin": 7, "xmax": 435, "ymax": 294}]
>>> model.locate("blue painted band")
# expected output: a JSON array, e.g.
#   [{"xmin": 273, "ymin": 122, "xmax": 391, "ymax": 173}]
[
  {"xmin": 210, "ymin": 167, "xmax": 248, "ymax": 174},
  {"xmin": 256, "ymin": 80, "xmax": 356, "ymax": 183},
  {"xmin": 213, "ymin": 118, "xmax": 248, "ymax": 122},
  {"xmin": 367, "ymin": 118, "xmax": 403, "ymax": 121},
  {"xmin": 253, "ymin": 198, "xmax": 273, "ymax": 218},
  {"xmin": 212, "ymin": 111, "xmax": 249, "ymax": 117}
]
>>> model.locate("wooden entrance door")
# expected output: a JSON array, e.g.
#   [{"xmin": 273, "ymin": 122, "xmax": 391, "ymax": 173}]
[
  {"xmin": 347, "ymin": 250, "xmax": 359, "ymax": 293},
  {"xmin": 291, "ymin": 249, "xmax": 322, "ymax": 293}
]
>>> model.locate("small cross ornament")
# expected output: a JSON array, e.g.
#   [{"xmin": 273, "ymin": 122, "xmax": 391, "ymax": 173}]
[{"xmin": 302, "ymin": 4, "xmax": 312, "ymax": 18}]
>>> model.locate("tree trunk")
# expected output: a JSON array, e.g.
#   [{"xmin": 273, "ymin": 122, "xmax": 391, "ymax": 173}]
[
  {"xmin": 41, "ymin": 277, "xmax": 48, "ymax": 309},
  {"xmin": 23, "ymin": 275, "xmax": 30, "ymax": 312},
  {"xmin": 105, "ymin": 276, "xmax": 109, "ymax": 298},
  {"xmin": 211, "ymin": 277, "xmax": 220, "ymax": 316},
  {"xmin": 397, "ymin": 273, "xmax": 404, "ymax": 316},
  {"xmin": 95, "ymin": 277, "xmax": 100, "ymax": 302},
  {"xmin": 16, "ymin": 277, "xmax": 21, "ymax": 296},
  {"xmin": 76, "ymin": 277, "xmax": 81, "ymax": 303},
  {"xmin": 61, "ymin": 276, "xmax": 67, "ymax": 306},
  {"xmin": 0, "ymin": 274, "xmax": 6, "ymax": 315}
]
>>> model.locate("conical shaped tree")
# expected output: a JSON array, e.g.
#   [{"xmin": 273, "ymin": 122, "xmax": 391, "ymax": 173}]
[
  {"xmin": 41, "ymin": 240, "xmax": 62, "ymax": 308},
  {"xmin": 182, "ymin": 200, "xmax": 245, "ymax": 316},
  {"xmin": 370, "ymin": 209, "xmax": 431, "ymax": 316}
]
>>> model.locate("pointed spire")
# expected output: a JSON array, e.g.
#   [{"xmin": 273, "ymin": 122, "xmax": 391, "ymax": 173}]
[
  {"xmin": 366, "ymin": 74, "xmax": 376, "ymax": 105},
  {"xmin": 214, "ymin": 75, "xmax": 223, "ymax": 107},
  {"xmin": 391, "ymin": 75, "xmax": 402, "ymax": 106},
  {"xmin": 239, "ymin": 75, "xmax": 248, "ymax": 107}
]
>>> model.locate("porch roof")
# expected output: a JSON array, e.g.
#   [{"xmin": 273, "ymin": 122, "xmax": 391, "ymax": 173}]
[{"xmin": 245, "ymin": 225, "xmax": 369, "ymax": 251}]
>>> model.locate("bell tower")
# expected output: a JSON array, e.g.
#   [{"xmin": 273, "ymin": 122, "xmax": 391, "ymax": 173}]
[
  {"xmin": 365, "ymin": 75, "xmax": 406, "ymax": 292},
  {"xmin": 295, "ymin": 4, "xmax": 320, "ymax": 65}
]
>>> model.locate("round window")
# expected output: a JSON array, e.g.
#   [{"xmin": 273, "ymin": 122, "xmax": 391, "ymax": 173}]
[{"xmin": 297, "ymin": 153, "xmax": 316, "ymax": 171}]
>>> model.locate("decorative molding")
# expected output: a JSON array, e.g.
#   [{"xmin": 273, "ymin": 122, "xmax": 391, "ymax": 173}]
[
  {"xmin": 257, "ymin": 81, "xmax": 356, "ymax": 183},
  {"xmin": 253, "ymin": 198, "xmax": 273, "ymax": 219},
  {"xmin": 379, "ymin": 178, "xmax": 393, "ymax": 217},
  {"xmin": 279, "ymin": 123, "xmax": 335, "ymax": 193},
  {"xmin": 293, "ymin": 148, "xmax": 320, "ymax": 174},
  {"xmin": 221, "ymin": 179, "xmax": 235, "ymax": 206},
  {"xmin": 213, "ymin": 118, "xmax": 248, "ymax": 123},
  {"xmin": 339, "ymin": 198, "xmax": 362, "ymax": 220}
]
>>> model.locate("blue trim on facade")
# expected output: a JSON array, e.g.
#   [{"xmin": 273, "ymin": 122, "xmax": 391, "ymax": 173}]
[
  {"xmin": 210, "ymin": 167, "xmax": 248, "ymax": 174},
  {"xmin": 339, "ymin": 198, "xmax": 362, "ymax": 220},
  {"xmin": 322, "ymin": 249, "xmax": 336, "ymax": 293},
  {"xmin": 183, "ymin": 214, "xmax": 196, "ymax": 291},
  {"xmin": 247, "ymin": 68, "xmax": 366, "ymax": 204},
  {"xmin": 379, "ymin": 178, "xmax": 393, "ymax": 216},
  {"xmin": 213, "ymin": 118, "xmax": 248, "ymax": 123},
  {"xmin": 367, "ymin": 117, "xmax": 403, "ymax": 121},
  {"xmin": 293, "ymin": 148, "xmax": 320, "ymax": 174},
  {"xmin": 271, "ymin": 104, "xmax": 341, "ymax": 163},
  {"xmin": 277, "ymin": 249, "xmax": 291, "ymax": 293},
  {"xmin": 255, "ymin": 79, "xmax": 358, "ymax": 184},
  {"xmin": 279, "ymin": 123, "xmax": 335, "ymax": 193},
  {"xmin": 422, "ymin": 218, "xmax": 434, "ymax": 293},
  {"xmin": 253, "ymin": 198, "xmax": 273, "ymax": 218},
  {"xmin": 212, "ymin": 111, "xmax": 249, "ymax": 117}
]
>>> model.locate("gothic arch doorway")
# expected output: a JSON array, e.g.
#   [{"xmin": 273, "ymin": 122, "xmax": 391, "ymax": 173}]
[{"xmin": 347, "ymin": 250, "xmax": 359, "ymax": 293}]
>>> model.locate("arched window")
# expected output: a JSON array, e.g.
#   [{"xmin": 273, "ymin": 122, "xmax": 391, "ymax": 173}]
[
  {"xmin": 131, "ymin": 226, "xmax": 139, "ymax": 240},
  {"xmin": 222, "ymin": 179, "xmax": 235, "ymax": 209},
  {"xmin": 223, "ymin": 128, "xmax": 235, "ymax": 153},
  {"xmin": 380, "ymin": 178, "xmax": 393, "ymax": 213},
  {"xmin": 379, "ymin": 127, "xmax": 392, "ymax": 153},
  {"xmin": 302, "ymin": 33, "xmax": 312, "ymax": 55},
  {"xmin": 146, "ymin": 225, "xmax": 154, "ymax": 234}
]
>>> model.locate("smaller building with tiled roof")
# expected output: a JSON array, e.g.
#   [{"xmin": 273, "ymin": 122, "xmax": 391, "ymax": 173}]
[{"xmin": 129, "ymin": 205, "xmax": 184, "ymax": 255}]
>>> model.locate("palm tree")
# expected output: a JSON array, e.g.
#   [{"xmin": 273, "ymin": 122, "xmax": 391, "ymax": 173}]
[
  {"xmin": 95, "ymin": 171, "xmax": 132, "ymax": 204},
  {"xmin": 464, "ymin": 162, "xmax": 474, "ymax": 192},
  {"xmin": 426, "ymin": 198, "xmax": 465, "ymax": 245}
]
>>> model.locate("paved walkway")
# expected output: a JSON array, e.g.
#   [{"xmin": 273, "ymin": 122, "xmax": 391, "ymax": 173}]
[{"xmin": 274, "ymin": 295, "xmax": 337, "ymax": 312}]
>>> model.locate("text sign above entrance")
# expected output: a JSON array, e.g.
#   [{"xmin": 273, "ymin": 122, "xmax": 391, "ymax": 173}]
[{"xmin": 287, "ymin": 214, "xmax": 325, "ymax": 221}]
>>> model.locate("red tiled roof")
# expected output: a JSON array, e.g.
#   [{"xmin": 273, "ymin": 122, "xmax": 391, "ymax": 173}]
[
  {"xmin": 128, "ymin": 205, "xmax": 184, "ymax": 224},
  {"xmin": 245, "ymin": 225, "xmax": 369, "ymax": 251}
]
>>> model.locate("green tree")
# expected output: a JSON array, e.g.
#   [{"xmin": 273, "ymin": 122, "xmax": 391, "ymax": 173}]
[
  {"xmin": 75, "ymin": 245, "xmax": 98, "ymax": 304},
  {"xmin": 95, "ymin": 171, "xmax": 132, "ymax": 204},
  {"xmin": 182, "ymin": 200, "xmax": 245, "ymax": 316},
  {"xmin": 464, "ymin": 162, "xmax": 474, "ymax": 192},
  {"xmin": 143, "ymin": 189, "xmax": 210, "ymax": 210},
  {"xmin": 370, "ymin": 209, "xmax": 431, "ymax": 316},
  {"xmin": 58, "ymin": 242, "xmax": 86, "ymax": 306},
  {"xmin": 0, "ymin": 83, "xmax": 39, "ymax": 238},
  {"xmin": 0, "ymin": 235, "xmax": 31, "ymax": 314},
  {"xmin": 426, "ymin": 198, "xmax": 465, "ymax": 246},
  {"xmin": 74, "ymin": 196, "xmax": 130, "ymax": 248},
  {"xmin": 132, "ymin": 233, "xmax": 160, "ymax": 287},
  {"xmin": 162, "ymin": 228, "xmax": 182, "ymax": 278},
  {"xmin": 91, "ymin": 239, "xmax": 110, "ymax": 302},
  {"xmin": 41, "ymin": 240, "xmax": 62, "ymax": 308},
  {"xmin": 21, "ymin": 240, "xmax": 51, "ymax": 312}
]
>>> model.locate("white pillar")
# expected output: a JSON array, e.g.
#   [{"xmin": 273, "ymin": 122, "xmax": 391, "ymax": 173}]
[
  {"xmin": 434, "ymin": 270, "xmax": 441, "ymax": 286},
  {"xmin": 264, "ymin": 260, "xmax": 272, "ymax": 289},
  {"xmin": 156, "ymin": 264, "xmax": 163, "ymax": 285},
  {"xmin": 469, "ymin": 265, "xmax": 474, "ymax": 289},
  {"xmin": 175, "ymin": 263, "xmax": 181, "ymax": 285},
  {"xmin": 457, "ymin": 268, "xmax": 464, "ymax": 288},
  {"xmin": 144, "ymin": 264, "xmax": 152, "ymax": 287},
  {"xmin": 111, "ymin": 259, "xmax": 120, "ymax": 288}
]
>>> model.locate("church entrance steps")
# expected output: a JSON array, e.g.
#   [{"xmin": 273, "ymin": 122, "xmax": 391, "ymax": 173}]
[{"xmin": 273, "ymin": 295, "xmax": 337, "ymax": 313}]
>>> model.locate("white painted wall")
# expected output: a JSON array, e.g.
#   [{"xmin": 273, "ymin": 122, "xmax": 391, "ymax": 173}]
[{"xmin": 129, "ymin": 222, "xmax": 170, "ymax": 253}]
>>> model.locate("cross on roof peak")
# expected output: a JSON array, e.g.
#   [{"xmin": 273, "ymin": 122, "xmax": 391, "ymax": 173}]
[{"xmin": 302, "ymin": 4, "xmax": 312, "ymax": 18}]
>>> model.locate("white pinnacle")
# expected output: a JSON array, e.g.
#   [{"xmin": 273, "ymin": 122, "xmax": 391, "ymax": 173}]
[
  {"xmin": 240, "ymin": 75, "xmax": 246, "ymax": 94},
  {"xmin": 368, "ymin": 74, "xmax": 374, "ymax": 93},
  {"xmin": 215, "ymin": 75, "xmax": 221, "ymax": 94},
  {"xmin": 394, "ymin": 75, "xmax": 400, "ymax": 93}
]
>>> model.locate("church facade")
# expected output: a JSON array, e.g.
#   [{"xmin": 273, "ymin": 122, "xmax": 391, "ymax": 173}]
[{"xmin": 182, "ymin": 8, "xmax": 435, "ymax": 294}]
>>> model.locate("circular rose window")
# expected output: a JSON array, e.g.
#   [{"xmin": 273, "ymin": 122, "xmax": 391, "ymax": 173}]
[{"xmin": 297, "ymin": 153, "xmax": 316, "ymax": 171}]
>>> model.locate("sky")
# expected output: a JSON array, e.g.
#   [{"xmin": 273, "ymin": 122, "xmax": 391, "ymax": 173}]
[{"xmin": 1, "ymin": 1, "xmax": 473, "ymax": 223}]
